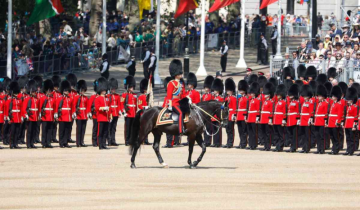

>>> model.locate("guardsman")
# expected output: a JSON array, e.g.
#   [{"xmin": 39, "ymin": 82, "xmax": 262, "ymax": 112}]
[
  {"xmin": 220, "ymin": 40, "xmax": 228, "ymax": 72},
  {"xmin": 297, "ymin": 65, "xmax": 307, "ymax": 84},
  {"xmin": 324, "ymin": 82, "xmax": 333, "ymax": 149},
  {"xmin": 2, "ymin": 78, "xmax": 11, "ymax": 145},
  {"xmin": 257, "ymin": 76, "xmax": 267, "ymax": 145},
  {"xmin": 235, "ymin": 80, "xmax": 249, "ymax": 149},
  {"xmin": 282, "ymin": 66, "xmax": 295, "ymax": 81},
  {"xmin": 259, "ymin": 82, "xmax": 275, "ymax": 151},
  {"xmin": 298, "ymin": 85, "xmax": 314, "ymax": 153},
  {"xmin": 95, "ymin": 77, "xmax": 110, "ymax": 150},
  {"xmin": 120, "ymin": 75, "xmax": 137, "ymax": 146},
  {"xmin": 246, "ymin": 82, "xmax": 260, "ymax": 150},
  {"xmin": 344, "ymin": 87, "xmax": 358, "ymax": 156},
  {"xmin": 338, "ymin": 82, "xmax": 348, "ymax": 150},
  {"xmin": 33, "ymin": 75, "xmax": 45, "ymax": 144},
  {"xmin": 108, "ymin": 78, "xmax": 121, "ymax": 146},
  {"xmin": 55, "ymin": 80, "xmax": 73, "ymax": 148},
  {"xmin": 327, "ymin": 67, "xmax": 337, "ymax": 82},
  {"xmin": 6, "ymin": 81, "xmax": 22, "ymax": 149},
  {"xmin": 202, "ymin": 76, "xmax": 214, "ymax": 147},
  {"xmin": 353, "ymin": 83, "xmax": 360, "ymax": 151},
  {"xmin": 312, "ymin": 85, "xmax": 329, "ymax": 154},
  {"xmin": 66, "ymin": 73, "xmax": 78, "ymax": 144},
  {"xmin": 308, "ymin": 81, "xmax": 318, "ymax": 148},
  {"xmin": 210, "ymin": 78, "xmax": 224, "ymax": 147},
  {"xmin": 272, "ymin": 84, "xmax": 287, "ymax": 152},
  {"xmin": 186, "ymin": 73, "xmax": 201, "ymax": 104},
  {"xmin": 39, "ymin": 79, "xmax": 55, "ymax": 148},
  {"xmin": 88, "ymin": 80, "xmax": 99, "ymax": 147},
  {"xmin": 305, "ymin": 66, "xmax": 317, "ymax": 83},
  {"xmin": 0, "ymin": 82, "xmax": 4, "ymax": 149},
  {"xmin": 327, "ymin": 85, "xmax": 343, "ymax": 155},
  {"xmin": 223, "ymin": 78, "xmax": 237, "ymax": 148},
  {"xmin": 73, "ymin": 80, "xmax": 88, "ymax": 148},
  {"xmin": 17, "ymin": 76, "xmax": 29, "ymax": 145},
  {"xmin": 51, "ymin": 75, "xmax": 62, "ymax": 143},
  {"xmin": 138, "ymin": 78, "xmax": 151, "ymax": 145},
  {"xmin": 286, "ymin": 84, "xmax": 300, "ymax": 153}
]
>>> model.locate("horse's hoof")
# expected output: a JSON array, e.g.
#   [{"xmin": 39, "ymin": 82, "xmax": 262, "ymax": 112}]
[
  {"xmin": 130, "ymin": 163, "xmax": 136, "ymax": 169},
  {"xmin": 192, "ymin": 161, "xmax": 198, "ymax": 167},
  {"xmin": 161, "ymin": 162, "xmax": 169, "ymax": 168},
  {"xmin": 188, "ymin": 161, "xmax": 192, "ymax": 166},
  {"xmin": 190, "ymin": 165, "xmax": 197, "ymax": 169}
]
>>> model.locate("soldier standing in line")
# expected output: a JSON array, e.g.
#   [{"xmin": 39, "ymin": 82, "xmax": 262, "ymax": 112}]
[
  {"xmin": 202, "ymin": 76, "xmax": 215, "ymax": 147},
  {"xmin": 107, "ymin": 78, "xmax": 121, "ymax": 146},
  {"xmin": 22, "ymin": 80, "xmax": 39, "ymax": 149},
  {"xmin": 88, "ymin": 80, "xmax": 99, "ymax": 147},
  {"xmin": 246, "ymin": 82, "xmax": 260, "ymax": 150},
  {"xmin": 298, "ymin": 85, "xmax": 314, "ymax": 153},
  {"xmin": 259, "ymin": 82, "xmax": 275, "ymax": 151},
  {"xmin": 51, "ymin": 75, "xmax": 62, "ymax": 144},
  {"xmin": 120, "ymin": 76, "xmax": 137, "ymax": 146},
  {"xmin": 6, "ymin": 81, "xmax": 22, "ymax": 149},
  {"xmin": 272, "ymin": 84, "xmax": 287, "ymax": 152},
  {"xmin": 33, "ymin": 75, "xmax": 45, "ymax": 144},
  {"xmin": 343, "ymin": 87, "xmax": 358, "ymax": 156},
  {"xmin": 223, "ymin": 78, "xmax": 237, "ymax": 148},
  {"xmin": 235, "ymin": 80, "xmax": 249, "ymax": 149},
  {"xmin": 39, "ymin": 79, "xmax": 55, "ymax": 148},
  {"xmin": 2, "ymin": 78, "xmax": 11, "ymax": 145},
  {"xmin": 73, "ymin": 80, "xmax": 89, "ymax": 147},
  {"xmin": 137, "ymin": 78, "xmax": 151, "ymax": 145},
  {"xmin": 95, "ymin": 77, "xmax": 110, "ymax": 150},
  {"xmin": 210, "ymin": 78, "xmax": 224, "ymax": 148},
  {"xmin": 66, "ymin": 73, "xmax": 78, "ymax": 144},
  {"xmin": 338, "ymin": 82, "xmax": 348, "ymax": 150},
  {"xmin": 312, "ymin": 85, "xmax": 329, "ymax": 154},
  {"xmin": 327, "ymin": 86, "xmax": 343, "ymax": 155},
  {"xmin": 286, "ymin": 84, "xmax": 300, "ymax": 153},
  {"xmin": 17, "ymin": 76, "xmax": 29, "ymax": 145}
]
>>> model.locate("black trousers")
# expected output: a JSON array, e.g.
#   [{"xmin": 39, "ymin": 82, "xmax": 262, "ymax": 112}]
[
  {"xmin": 272, "ymin": 125, "xmax": 279, "ymax": 146},
  {"xmin": 314, "ymin": 126, "xmax": 326, "ymax": 153},
  {"xmin": 0, "ymin": 123, "xmax": 3, "ymax": 142},
  {"xmin": 52, "ymin": 121, "xmax": 58, "ymax": 141},
  {"xmin": 203, "ymin": 122, "xmax": 213, "ymax": 146},
  {"xmin": 325, "ymin": 127, "xmax": 331, "ymax": 149},
  {"xmin": 68, "ymin": 120, "xmax": 74, "ymax": 142},
  {"xmin": 143, "ymin": 62, "xmax": 150, "ymax": 79},
  {"xmin": 258, "ymin": 123, "xmax": 266, "ymax": 145},
  {"xmin": 212, "ymin": 121, "xmax": 222, "ymax": 146},
  {"xmin": 274, "ymin": 125, "xmax": 285, "ymax": 151},
  {"xmin": 288, "ymin": 126, "xmax": 298, "ymax": 151},
  {"xmin": 299, "ymin": 126, "xmax": 311, "ymax": 152},
  {"xmin": 247, "ymin": 123, "xmax": 257, "ymax": 149},
  {"xmin": 345, "ymin": 128, "xmax": 356, "ymax": 155},
  {"xmin": 59, "ymin": 122, "xmax": 72, "ymax": 147},
  {"xmin": 310, "ymin": 125, "xmax": 317, "ymax": 148},
  {"xmin": 260, "ymin": 124, "xmax": 273, "ymax": 150},
  {"xmin": 10, "ymin": 123, "xmax": 21, "ymax": 148},
  {"xmin": 92, "ymin": 119, "xmax": 98, "ymax": 146},
  {"xmin": 41, "ymin": 121, "xmax": 53, "ymax": 146},
  {"xmin": 27, "ymin": 121, "xmax": 37, "ymax": 148},
  {"xmin": 226, "ymin": 121, "xmax": 235, "ymax": 146},
  {"xmin": 338, "ymin": 127, "xmax": 344, "ymax": 150},
  {"xmin": 166, "ymin": 134, "xmax": 180, "ymax": 146},
  {"xmin": 98, "ymin": 121, "xmax": 109, "ymax": 148},
  {"xmin": 109, "ymin": 116, "xmax": 118, "ymax": 145},
  {"xmin": 271, "ymin": 40, "xmax": 277, "ymax": 55},
  {"xmin": 76, "ymin": 120, "xmax": 87, "ymax": 146},
  {"xmin": 220, "ymin": 55, "xmax": 227, "ymax": 72},
  {"xmin": 328, "ymin": 127, "xmax": 340, "ymax": 154},
  {"xmin": 3, "ymin": 121, "xmax": 10, "ymax": 144},
  {"xmin": 18, "ymin": 120, "xmax": 27, "ymax": 144},
  {"xmin": 35, "ymin": 121, "xmax": 41, "ymax": 142},
  {"xmin": 125, "ymin": 117, "xmax": 134, "ymax": 144},
  {"xmin": 237, "ymin": 121, "xmax": 248, "ymax": 148},
  {"xmin": 355, "ymin": 131, "xmax": 360, "ymax": 151}
]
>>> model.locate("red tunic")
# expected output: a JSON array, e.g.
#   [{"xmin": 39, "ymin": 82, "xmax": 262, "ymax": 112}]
[
  {"xmin": 0, "ymin": 92, "xmax": 6, "ymax": 100},
  {"xmin": 273, "ymin": 99, "xmax": 286, "ymax": 125},
  {"xmin": 39, "ymin": 95, "xmax": 55, "ymax": 122},
  {"xmin": 247, "ymin": 98, "xmax": 260, "ymax": 123},
  {"xmin": 166, "ymin": 80, "xmax": 182, "ymax": 106},
  {"xmin": 73, "ymin": 95, "xmax": 89, "ymax": 120},
  {"xmin": 22, "ymin": 97, "xmax": 40, "ymax": 121},
  {"xmin": 236, "ymin": 96, "xmax": 248, "ymax": 121},
  {"xmin": 88, "ymin": 94, "xmax": 98, "ymax": 119},
  {"xmin": 314, "ymin": 100, "xmax": 329, "ymax": 126},
  {"xmin": 0, "ymin": 99, "xmax": 4, "ymax": 123},
  {"xmin": 56, "ymin": 96, "xmax": 73, "ymax": 122},
  {"xmin": 186, "ymin": 89, "xmax": 201, "ymax": 104},
  {"xmin": 300, "ymin": 100, "xmax": 314, "ymax": 126},
  {"xmin": 345, "ymin": 104, "xmax": 357, "ymax": 129},
  {"xmin": 201, "ymin": 93, "xmax": 214, "ymax": 102},
  {"xmin": 107, "ymin": 93, "xmax": 121, "ymax": 117},
  {"xmin": 6, "ymin": 97, "xmax": 23, "ymax": 123},
  {"xmin": 212, "ymin": 95, "xmax": 224, "ymax": 121},
  {"xmin": 260, "ymin": 99, "xmax": 273, "ymax": 124},
  {"xmin": 226, "ymin": 95, "xmax": 237, "ymax": 121},
  {"xmin": 137, "ymin": 94, "xmax": 148, "ymax": 110},
  {"xmin": 120, "ymin": 92, "xmax": 137, "ymax": 118},
  {"xmin": 286, "ymin": 99, "xmax": 300, "ymax": 126},
  {"xmin": 95, "ymin": 95, "xmax": 110, "ymax": 122},
  {"xmin": 327, "ymin": 101, "xmax": 343, "ymax": 128}
]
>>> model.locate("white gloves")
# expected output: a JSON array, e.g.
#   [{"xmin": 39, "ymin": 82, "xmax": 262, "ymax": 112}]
[
  {"xmin": 21, "ymin": 117, "xmax": 24, "ymax": 123},
  {"xmin": 297, "ymin": 120, "xmax": 300, "ymax": 125},
  {"xmin": 282, "ymin": 120, "xmax": 286, "ymax": 125},
  {"xmin": 87, "ymin": 113, "xmax": 92, "ymax": 118},
  {"xmin": 72, "ymin": 113, "xmax": 77, "ymax": 119},
  {"xmin": 168, "ymin": 106, "xmax": 173, "ymax": 111},
  {"xmin": 39, "ymin": 113, "xmax": 42, "ymax": 119},
  {"xmin": 269, "ymin": 119, "xmax": 272, "ymax": 124},
  {"xmin": 54, "ymin": 113, "xmax": 58, "ymax": 119},
  {"xmin": 103, "ymin": 106, "xmax": 109, "ymax": 111},
  {"xmin": 123, "ymin": 113, "xmax": 128, "ymax": 117},
  {"xmin": 25, "ymin": 114, "xmax": 29, "ymax": 120},
  {"xmin": 231, "ymin": 115, "xmax": 236, "ymax": 121},
  {"xmin": 118, "ymin": 111, "xmax": 122, "ymax": 116},
  {"xmin": 188, "ymin": 97, "xmax": 192, "ymax": 105},
  {"xmin": 256, "ymin": 117, "xmax": 259, "ymax": 123}
]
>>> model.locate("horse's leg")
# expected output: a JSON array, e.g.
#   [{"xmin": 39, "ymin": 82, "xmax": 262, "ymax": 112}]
[
  {"xmin": 188, "ymin": 134, "xmax": 196, "ymax": 167},
  {"xmin": 152, "ymin": 130, "xmax": 168, "ymax": 168},
  {"xmin": 130, "ymin": 145, "xmax": 139, "ymax": 169},
  {"xmin": 192, "ymin": 133, "xmax": 207, "ymax": 168}
]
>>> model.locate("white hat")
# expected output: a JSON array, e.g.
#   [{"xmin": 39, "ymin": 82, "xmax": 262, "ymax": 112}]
[{"xmin": 325, "ymin": 34, "xmax": 331, "ymax": 38}]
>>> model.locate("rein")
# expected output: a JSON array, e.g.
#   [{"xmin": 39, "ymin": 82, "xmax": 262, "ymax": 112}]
[
  {"xmin": 192, "ymin": 104, "xmax": 221, "ymax": 123},
  {"xmin": 192, "ymin": 105, "xmax": 222, "ymax": 137}
]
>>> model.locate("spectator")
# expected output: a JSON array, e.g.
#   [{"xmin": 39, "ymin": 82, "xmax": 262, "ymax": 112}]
[
  {"xmin": 323, "ymin": 34, "xmax": 332, "ymax": 49},
  {"xmin": 107, "ymin": 33, "xmax": 117, "ymax": 49},
  {"xmin": 317, "ymin": 12, "xmax": 323, "ymax": 31},
  {"xmin": 283, "ymin": 53, "xmax": 290, "ymax": 67},
  {"xmin": 331, "ymin": 79, "xmax": 338, "ymax": 86},
  {"xmin": 349, "ymin": 78, "xmax": 354, "ymax": 87},
  {"xmin": 351, "ymin": 44, "xmax": 359, "ymax": 59},
  {"xmin": 342, "ymin": 25, "xmax": 351, "ymax": 37},
  {"xmin": 292, "ymin": 51, "xmax": 299, "ymax": 70},
  {"xmin": 62, "ymin": 20, "xmax": 73, "ymax": 36},
  {"xmin": 316, "ymin": 42, "xmax": 326, "ymax": 58},
  {"xmin": 329, "ymin": 23, "xmax": 342, "ymax": 40}
]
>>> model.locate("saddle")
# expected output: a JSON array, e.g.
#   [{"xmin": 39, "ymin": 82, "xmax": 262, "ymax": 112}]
[{"xmin": 156, "ymin": 107, "xmax": 190, "ymax": 126}]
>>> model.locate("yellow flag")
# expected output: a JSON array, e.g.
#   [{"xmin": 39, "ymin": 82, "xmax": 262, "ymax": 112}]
[{"xmin": 138, "ymin": 0, "xmax": 151, "ymax": 19}]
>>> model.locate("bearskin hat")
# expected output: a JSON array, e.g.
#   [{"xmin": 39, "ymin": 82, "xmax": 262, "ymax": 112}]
[
  {"xmin": 316, "ymin": 84, "xmax": 328, "ymax": 97},
  {"xmin": 77, "ymin": 80, "xmax": 87, "ymax": 92},
  {"xmin": 316, "ymin": 74, "xmax": 328, "ymax": 85},
  {"xmin": 248, "ymin": 74, "xmax": 258, "ymax": 85},
  {"xmin": 225, "ymin": 78, "xmax": 236, "ymax": 92},
  {"xmin": 308, "ymin": 80, "xmax": 318, "ymax": 95},
  {"xmin": 283, "ymin": 66, "xmax": 295, "ymax": 80},
  {"xmin": 300, "ymin": 85, "xmax": 313, "ymax": 98},
  {"xmin": 258, "ymin": 76, "xmax": 267, "ymax": 89},
  {"xmin": 164, "ymin": 77, "xmax": 172, "ymax": 89},
  {"xmin": 97, "ymin": 77, "xmax": 108, "ymax": 94},
  {"xmin": 66, "ymin": 73, "xmax": 78, "ymax": 88},
  {"xmin": 9, "ymin": 81, "xmax": 20, "ymax": 95},
  {"xmin": 331, "ymin": 85, "xmax": 342, "ymax": 100},
  {"xmin": 52, "ymin": 75, "xmax": 61, "ymax": 88},
  {"xmin": 109, "ymin": 78, "xmax": 118, "ymax": 90},
  {"xmin": 211, "ymin": 78, "xmax": 224, "ymax": 94},
  {"xmin": 27, "ymin": 80, "xmax": 37, "ymax": 93},
  {"xmin": 248, "ymin": 82, "xmax": 260, "ymax": 97},
  {"xmin": 284, "ymin": 79, "xmax": 294, "ymax": 92},
  {"xmin": 18, "ymin": 76, "xmax": 28, "ymax": 89},
  {"xmin": 324, "ymin": 82, "xmax": 333, "ymax": 96},
  {"xmin": 124, "ymin": 75, "xmax": 136, "ymax": 89},
  {"xmin": 305, "ymin": 66, "xmax": 317, "ymax": 80},
  {"xmin": 169, "ymin": 59, "xmax": 183, "ymax": 78},
  {"xmin": 3, "ymin": 77, "xmax": 11, "ymax": 92},
  {"xmin": 268, "ymin": 77, "xmax": 278, "ymax": 88},
  {"xmin": 338, "ymin": 82, "xmax": 348, "ymax": 97},
  {"xmin": 204, "ymin": 76, "xmax": 214, "ymax": 89},
  {"xmin": 295, "ymin": 80, "xmax": 304, "ymax": 89},
  {"xmin": 238, "ymin": 80, "xmax": 248, "ymax": 93},
  {"xmin": 140, "ymin": 79, "xmax": 148, "ymax": 93},
  {"xmin": 33, "ymin": 75, "xmax": 43, "ymax": 88},
  {"xmin": 346, "ymin": 87, "xmax": 358, "ymax": 104},
  {"xmin": 275, "ymin": 84, "xmax": 286, "ymax": 99},
  {"xmin": 60, "ymin": 80, "xmax": 71, "ymax": 94},
  {"xmin": 43, "ymin": 79, "xmax": 54, "ymax": 93},
  {"xmin": 297, "ymin": 65, "xmax": 307, "ymax": 79},
  {"xmin": 187, "ymin": 72, "xmax": 197, "ymax": 88},
  {"xmin": 263, "ymin": 82, "xmax": 275, "ymax": 98},
  {"xmin": 288, "ymin": 84, "xmax": 299, "ymax": 99},
  {"xmin": 327, "ymin": 67, "xmax": 337, "ymax": 79}
]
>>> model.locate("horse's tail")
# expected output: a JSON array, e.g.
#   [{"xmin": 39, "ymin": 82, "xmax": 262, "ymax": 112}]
[{"xmin": 129, "ymin": 110, "xmax": 143, "ymax": 155}]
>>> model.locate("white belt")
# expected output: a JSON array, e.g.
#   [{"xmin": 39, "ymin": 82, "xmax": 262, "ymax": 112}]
[
  {"xmin": 237, "ymin": 109, "xmax": 247, "ymax": 111},
  {"xmin": 288, "ymin": 113, "xmax": 298, "ymax": 115},
  {"xmin": 12, "ymin": 110, "xmax": 20, "ymax": 113},
  {"xmin": 229, "ymin": 109, "xmax": 234, "ymax": 111},
  {"xmin": 44, "ymin": 108, "xmax": 53, "ymax": 111},
  {"xmin": 143, "ymin": 106, "xmax": 149, "ymax": 108},
  {"xmin": 62, "ymin": 108, "xmax": 71, "ymax": 110},
  {"xmin": 248, "ymin": 111, "xmax": 258, "ymax": 113},
  {"xmin": 79, "ymin": 108, "xmax": 86, "ymax": 110},
  {"xmin": 346, "ymin": 117, "xmax": 355, "ymax": 119},
  {"xmin": 111, "ymin": 105, "xmax": 118, "ymax": 108},
  {"xmin": 261, "ymin": 111, "xmax": 270, "ymax": 114},
  {"xmin": 127, "ymin": 104, "xmax": 136, "ymax": 107},
  {"xmin": 274, "ymin": 112, "xmax": 284, "ymax": 115},
  {"xmin": 329, "ymin": 114, "xmax": 338, "ymax": 117},
  {"xmin": 29, "ymin": 108, "xmax": 38, "ymax": 111},
  {"xmin": 0, "ymin": 111, "xmax": 3, "ymax": 114},
  {"xmin": 315, "ymin": 114, "xmax": 325, "ymax": 117},
  {"xmin": 300, "ymin": 113, "xmax": 310, "ymax": 116}
]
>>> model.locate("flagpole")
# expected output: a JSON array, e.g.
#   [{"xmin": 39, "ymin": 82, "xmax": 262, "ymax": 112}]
[
  {"xmin": 196, "ymin": 0, "xmax": 207, "ymax": 76},
  {"xmin": 7, "ymin": 0, "xmax": 12, "ymax": 79},
  {"xmin": 273, "ymin": 0, "xmax": 282, "ymax": 60},
  {"xmin": 154, "ymin": 0, "xmax": 162, "ymax": 85},
  {"xmin": 236, "ymin": 0, "xmax": 247, "ymax": 68},
  {"xmin": 102, "ymin": 0, "xmax": 106, "ymax": 55}
]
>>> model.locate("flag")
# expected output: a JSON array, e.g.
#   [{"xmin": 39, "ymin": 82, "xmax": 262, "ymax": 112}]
[
  {"xmin": 27, "ymin": 0, "xmax": 64, "ymax": 26},
  {"xmin": 209, "ymin": 0, "xmax": 239, "ymax": 13},
  {"xmin": 259, "ymin": 0, "xmax": 278, "ymax": 9},
  {"xmin": 174, "ymin": 0, "xmax": 198, "ymax": 19},
  {"xmin": 138, "ymin": 0, "xmax": 151, "ymax": 19}
]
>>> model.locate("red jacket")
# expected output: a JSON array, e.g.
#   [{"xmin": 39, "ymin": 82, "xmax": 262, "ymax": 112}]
[
  {"xmin": 120, "ymin": 92, "xmax": 137, "ymax": 118},
  {"xmin": 0, "ymin": 92, "xmax": 6, "ymax": 100},
  {"xmin": 247, "ymin": 97, "xmax": 260, "ymax": 123},
  {"xmin": 37, "ymin": 92, "xmax": 45, "ymax": 100},
  {"xmin": 186, "ymin": 89, "xmax": 201, "ymax": 104},
  {"xmin": 73, "ymin": 95, "xmax": 89, "ymax": 120},
  {"xmin": 300, "ymin": 100, "xmax": 314, "ymax": 126},
  {"xmin": 162, "ymin": 96, "xmax": 169, "ymax": 108},
  {"xmin": 201, "ymin": 93, "xmax": 214, "ymax": 102},
  {"xmin": 69, "ymin": 89, "xmax": 78, "ymax": 101},
  {"xmin": 88, "ymin": 94, "xmax": 98, "ymax": 119},
  {"xmin": 95, "ymin": 95, "xmax": 110, "ymax": 122},
  {"xmin": 260, "ymin": 98, "xmax": 273, "ymax": 124},
  {"xmin": 327, "ymin": 101, "xmax": 343, "ymax": 128},
  {"xmin": 287, "ymin": 99, "xmax": 300, "ymax": 126},
  {"xmin": 22, "ymin": 97, "xmax": 40, "ymax": 121},
  {"xmin": 345, "ymin": 104, "xmax": 357, "ymax": 129},
  {"xmin": 273, "ymin": 99, "xmax": 286, "ymax": 125},
  {"xmin": 56, "ymin": 96, "xmax": 73, "ymax": 122},
  {"xmin": 137, "ymin": 94, "xmax": 148, "ymax": 110},
  {"xmin": 314, "ymin": 100, "xmax": 329, "ymax": 126},
  {"xmin": 212, "ymin": 95, "xmax": 224, "ymax": 121},
  {"xmin": 226, "ymin": 95, "xmax": 237, "ymax": 121},
  {"xmin": 107, "ymin": 93, "xmax": 121, "ymax": 117},
  {"xmin": 6, "ymin": 97, "xmax": 23, "ymax": 123},
  {"xmin": 0, "ymin": 99, "xmax": 5, "ymax": 123},
  {"xmin": 166, "ymin": 80, "xmax": 183, "ymax": 106},
  {"xmin": 52, "ymin": 90, "xmax": 62, "ymax": 102},
  {"xmin": 236, "ymin": 96, "xmax": 249, "ymax": 121},
  {"xmin": 39, "ymin": 95, "xmax": 55, "ymax": 122}
]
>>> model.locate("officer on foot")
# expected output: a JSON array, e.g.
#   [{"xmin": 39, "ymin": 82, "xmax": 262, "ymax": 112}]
[{"xmin": 220, "ymin": 40, "xmax": 228, "ymax": 72}]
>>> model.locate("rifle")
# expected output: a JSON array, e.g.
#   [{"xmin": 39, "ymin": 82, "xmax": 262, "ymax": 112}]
[
  {"xmin": 58, "ymin": 98, "xmax": 64, "ymax": 118},
  {"xmin": 76, "ymin": 96, "xmax": 81, "ymax": 115},
  {"xmin": 91, "ymin": 97, "xmax": 96, "ymax": 115},
  {"xmin": 41, "ymin": 96, "xmax": 48, "ymax": 117},
  {"xmin": 26, "ymin": 97, "xmax": 33, "ymax": 117},
  {"xmin": 9, "ymin": 96, "xmax": 13, "ymax": 121},
  {"xmin": 125, "ymin": 92, "xmax": 129, "ymax": 113},
  {"xmin": 235, "ymin": 90, "xmax": 239, "ymax": 120}
]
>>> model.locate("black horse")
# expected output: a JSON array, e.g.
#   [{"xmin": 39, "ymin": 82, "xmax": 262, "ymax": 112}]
[{"xmin": 129, "ymin": 100, "xmax": 229, "ymax": 169}]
